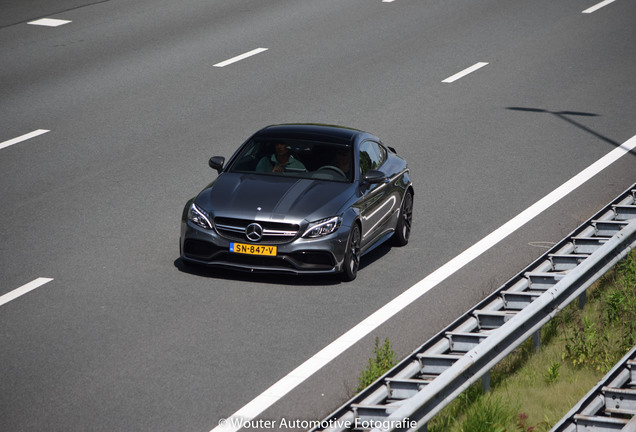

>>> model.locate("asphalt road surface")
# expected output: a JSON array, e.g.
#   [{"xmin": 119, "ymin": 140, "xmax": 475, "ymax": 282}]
[{"xmin": 1, "ymin": 0, "xmax": 635, "ymax": 431}]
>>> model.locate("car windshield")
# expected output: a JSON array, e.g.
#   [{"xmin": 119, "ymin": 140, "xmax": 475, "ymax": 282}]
[{"xmin": 227, "ymin": 138, "xmax": 353, "ymax": 182}]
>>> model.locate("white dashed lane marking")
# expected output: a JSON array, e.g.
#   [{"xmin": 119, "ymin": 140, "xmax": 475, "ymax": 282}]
[
  {"xmin": 442, "ymin": 62, "xmax": 489, "ymax": 83},
  {"xmin": 0, "ymin": 278, "xmax": 53, "ymax": 307},
  {"xmin": 0, "ymin": 129, "xmax": 50, "ymax": 151},
  {"xmin": 214, "ymin": 48, "xmax": 269, "ymax": 68}
]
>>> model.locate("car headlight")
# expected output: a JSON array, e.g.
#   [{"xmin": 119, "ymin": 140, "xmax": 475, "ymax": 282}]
[
  {"xmin": 188, "ymin": 203, "xmax": 214, "ymax": 230},
  {"xmin": 303, "ymin": 216, "xmax": 341, "ymax": 238}
]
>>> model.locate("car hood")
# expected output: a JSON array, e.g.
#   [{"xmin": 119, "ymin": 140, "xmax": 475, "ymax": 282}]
[{"xmin": 195, "ymin": 173, "xmax": 355, "ymax": 223}]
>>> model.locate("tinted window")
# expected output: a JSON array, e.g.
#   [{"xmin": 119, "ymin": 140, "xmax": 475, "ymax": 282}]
[
  {"xmin": 227, "ymin": 138, "xmax": 353, "ymax": 182},
  {"xmin": 359, "ymin": 141, "xmax": 386, "ymax": 177}
]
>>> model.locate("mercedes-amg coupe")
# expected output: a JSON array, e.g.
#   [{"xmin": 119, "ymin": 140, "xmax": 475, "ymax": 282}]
[{"xmin": 180, "ymin": 124, "xmax": 413, "ymax": 281}]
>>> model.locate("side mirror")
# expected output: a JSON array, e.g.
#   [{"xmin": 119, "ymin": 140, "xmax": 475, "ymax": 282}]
[
  {"xmin": 363, "ymin": 169, "xmax": 386, "ymax": 185},
  {"xmin": 209, "ymin": 156, "xmax": 225, "ymax": 174}
]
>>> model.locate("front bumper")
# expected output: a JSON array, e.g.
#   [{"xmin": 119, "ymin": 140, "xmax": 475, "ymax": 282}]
[{"xmin": 180, "ymin": 220, "xmax": 351, "ymax": 275}]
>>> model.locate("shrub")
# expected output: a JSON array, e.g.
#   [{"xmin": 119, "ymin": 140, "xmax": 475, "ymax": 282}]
[
  {"xmin": 356, "ymin": 337, "xmax": 396, "ymax": 393},
  {"xmin": 562, "ymin": 250, "xmax": 636, "ymax": 371},
  {"xmin": 544, "ymin": 362, "xmax": 560, "ymax": 385}
]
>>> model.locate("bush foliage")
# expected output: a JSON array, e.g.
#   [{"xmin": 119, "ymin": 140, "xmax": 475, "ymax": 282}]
[{"xmin": 356, "ymin": 337, "xmax": 396, "ymax": 393}]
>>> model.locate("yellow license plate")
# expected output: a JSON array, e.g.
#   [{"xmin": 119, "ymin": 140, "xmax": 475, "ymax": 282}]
[{"xmin": 230, "ymin": 243, "xmax": 277, "ymax": 256}]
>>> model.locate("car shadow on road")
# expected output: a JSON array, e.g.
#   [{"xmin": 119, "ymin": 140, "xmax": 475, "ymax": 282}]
[{"xmin": 173, "ymin": 242, "xmax": 393, "ymax": 286}]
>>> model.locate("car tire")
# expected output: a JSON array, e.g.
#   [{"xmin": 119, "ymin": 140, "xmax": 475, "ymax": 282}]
[
  {"xmin": 342, "ymin": 224, "xmax": 361, "ymax": 281},
  {"xmin": 392, "ymin": 190, "xmax": 413, "ymax": 246}
]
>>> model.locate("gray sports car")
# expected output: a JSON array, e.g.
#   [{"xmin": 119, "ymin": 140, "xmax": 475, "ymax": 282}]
[{"xmin": 180, "ymin": 124, "xmax": 413, "ymax": 281}]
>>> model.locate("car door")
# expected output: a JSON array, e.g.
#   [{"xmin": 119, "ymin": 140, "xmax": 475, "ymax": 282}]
[{"xmin": 357, "ymin": 140, "xmax": 395, "ymax": 249}]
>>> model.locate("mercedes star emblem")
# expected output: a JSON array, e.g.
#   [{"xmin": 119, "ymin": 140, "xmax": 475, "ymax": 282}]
[{"xmin": 245, "ymin": 223, "xmax": 264, "ymax": 242}]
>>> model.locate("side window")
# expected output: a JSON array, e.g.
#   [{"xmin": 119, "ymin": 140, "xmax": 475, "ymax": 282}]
[{"xmin": 359, "ymin": 141, "xmax": 386, "ymax": 177}]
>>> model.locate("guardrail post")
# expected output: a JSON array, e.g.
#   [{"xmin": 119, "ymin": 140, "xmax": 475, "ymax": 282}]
[
  {"xmin": 481, "ymin": 371, "xmax": 490, "ymax": 393},
  {"xmin": 578, "ymin": 290, "xmax": 587, "ymax": 309},
  {"xmin": 533, "ymin": 330, "xmax": 541, "ymax": 351}
]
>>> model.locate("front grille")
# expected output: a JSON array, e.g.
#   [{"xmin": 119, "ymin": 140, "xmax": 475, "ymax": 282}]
[
  {"xmin": 218, "ymin": 253, "xmax": 297, "ymax": 269},
  {"xmin": 214, "ymin": 217, "xmax": 300, "ymax": 244}
]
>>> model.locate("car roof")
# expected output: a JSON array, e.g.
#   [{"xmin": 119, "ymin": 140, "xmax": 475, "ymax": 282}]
[{"xmin": 254, "ymin": 124, "xmax": 370, "ymax": 146}]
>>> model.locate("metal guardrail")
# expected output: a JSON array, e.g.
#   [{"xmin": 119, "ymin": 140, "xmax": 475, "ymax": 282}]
[
  {"xmin": 311, "ymin": 183, "xmax": 636, "ymax": 432},
  {"xmin": 549, "ymin": 345, "xmax": 636, "ymax": 432}
]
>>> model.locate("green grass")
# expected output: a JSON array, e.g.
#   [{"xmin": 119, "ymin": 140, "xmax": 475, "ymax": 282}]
[{"xmin": 426, "ymin": 250, "xmax": 636, "ymax": 432}]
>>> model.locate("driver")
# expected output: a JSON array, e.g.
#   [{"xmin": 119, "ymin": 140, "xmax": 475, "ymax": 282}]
[
  {"xmin": 256, "ymin": 141, "xmax": 306, "ymax": 173},
  {"xmin": 334, "ymin": 148, "xmax": 352, "ymax": 178}
]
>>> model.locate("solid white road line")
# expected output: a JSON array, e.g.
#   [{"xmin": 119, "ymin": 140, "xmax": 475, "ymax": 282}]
[
  {"xmin": 0, "ymin": 129, "xmax": 50, "ymax": 151},
  {"xmin": 27, "ymin": 18, "xmax": 72, "ymax": 27},
  {"xmin": 0, "ymin": 278, "xmax": 53, "ymax": 307},
  {"xmin": 582, "ymin": 0, "xmax": 616, "ymax": 13},
  {"xmin": 213, "ymin": 48, "xmax": 269, "ymax": 68},
  {"xmin": 442, "ymin": 62, "xmax": 489, "ymax": 83},
  {"xmin": 211, "ymin": 135, "xmax": 636, "ymax": 432}
]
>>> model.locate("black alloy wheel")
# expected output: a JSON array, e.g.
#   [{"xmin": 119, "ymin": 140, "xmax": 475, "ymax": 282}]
[
  {"xmin": 393, "ymin": 190, "xmax": 413, "ymax": 246},
  {"xmin": 342, "ymin": 224, "xmax": 361, "ymax": 281}
]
